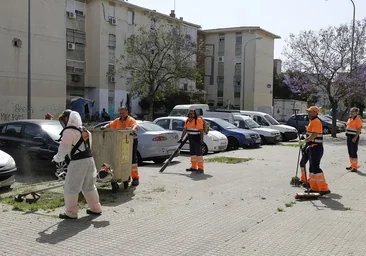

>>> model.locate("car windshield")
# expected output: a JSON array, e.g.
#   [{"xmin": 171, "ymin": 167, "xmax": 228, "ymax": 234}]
[
  {"xmin": 210, "ymin": 119, "xmax": 237, "ymax": 129},
  {"xmin": 169, "ymin": 109, "xmax": 188, "ymax": 117},
  {"xmin": 264, "ymin": 115, "xmax": 280, "ymax": 125},
  {"xmin": 245, "ymin": 118, "xmax": 261, "ymax": 128},
  {"xmin": 319, "ymin": 115, "xmax": 331, "ymax": 122},
  {"xmin": 139, "ymin": 122, "xmax": 166, "ymax": 131},
  {"xmin": 41, "ymin": 124, "xmax": 64, "ymax": 141}
]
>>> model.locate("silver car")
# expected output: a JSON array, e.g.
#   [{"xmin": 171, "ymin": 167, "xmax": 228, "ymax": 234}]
[
  {"xmin": 0, "ymin": 149, "xmax": 17, "ymax": 189},
  {"xmin": 94, "ymin": 120, "xmax": 179, "ymax": 164}
]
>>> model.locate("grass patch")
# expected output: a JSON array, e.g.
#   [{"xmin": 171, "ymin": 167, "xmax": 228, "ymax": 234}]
[
  {"xmin": 277, "ymin": 207, "xmax": 284, "ymax": 212},
  {"xmin": 285, "ymin": 201, "xmax": 296, "ymax": 207},
  {"xmin": 206, "ymin": 157, "xmax": 254, "ymax": 164},
  {"xmin": 152, "ymin": 186, "xmax": 166, "ymax": 193}
]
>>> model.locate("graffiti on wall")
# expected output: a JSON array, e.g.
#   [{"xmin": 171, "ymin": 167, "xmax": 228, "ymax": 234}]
[{"xmin": 0, "ymin": 98, "xmax": 65, "ymax": 121}]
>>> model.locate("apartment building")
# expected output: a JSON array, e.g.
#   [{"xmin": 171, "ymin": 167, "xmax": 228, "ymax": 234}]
[
  {"xmin": 0, "ymin": 0, "xmax": 66, "ymax": 120},
  {"xmin": 202, "ymin": 27, "xmax": 280, "ymax": 113},
  {"xmin": 0, "ymin": 0, "xmax": 201, "ymax": 120}
]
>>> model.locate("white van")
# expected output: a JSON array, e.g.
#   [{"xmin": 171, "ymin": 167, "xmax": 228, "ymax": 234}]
[
  {"xmin": 233, "ymin": 115, "xmax": 281, "ymax": 144},
  {"xmin": 239, "ymin": 111, "xmax": 298, "ymax": 141},
  {"xmin": 169, "ymin": 104, "xmax": 235, "ymax": 124}
]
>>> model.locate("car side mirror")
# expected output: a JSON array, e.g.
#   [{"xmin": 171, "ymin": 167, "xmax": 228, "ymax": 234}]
[{"xmin": 33, "ymin": 137, "xmax": 46, "ymax": 143}]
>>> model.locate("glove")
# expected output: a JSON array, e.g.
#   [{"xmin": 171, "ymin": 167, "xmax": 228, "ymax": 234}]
[{"xmin": 299, "ymin": 140, "xmax": 306, "ymax": 147}]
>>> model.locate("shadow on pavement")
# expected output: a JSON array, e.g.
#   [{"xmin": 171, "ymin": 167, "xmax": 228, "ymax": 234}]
[
  {"xmin": 161, "ymin": 172, "xmax": 213, "ymax": 181},
  {"xmin": 97, "ymin": 187, "xmax": 136, "ymax": 207},
  {"xmin": 319, "ymin": 193, "xmax": 347, "ymax": 211},
  {"xmin": 140, "ymin": 160, "xmax": 181, "ymax": 168},
  {"xmin": 355, "ymin": 171, "xmax": 366, "ymax": 177},
  {"xmin": 36, "ymin": 215, "xmax": 110, "ymax": 244}
]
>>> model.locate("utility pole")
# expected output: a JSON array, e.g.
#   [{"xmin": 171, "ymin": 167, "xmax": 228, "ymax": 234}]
[{"xmin": 27, "ymin": 0, "xmax": 32, "ymax": 119}]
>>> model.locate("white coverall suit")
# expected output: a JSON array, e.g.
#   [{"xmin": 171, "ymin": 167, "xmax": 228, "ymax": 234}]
[{"xmin": 53, "ymin": 111, "xmax": 102, "ymax": 218}]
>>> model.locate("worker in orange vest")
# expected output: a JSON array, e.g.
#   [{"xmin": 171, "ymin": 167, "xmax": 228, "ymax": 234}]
[
  {"xmin": 346, "ymin": 107, "xmax": 363, "ymax": 172},
  {"xmin": 179, "ymin": 109, "xmax": 205, "ymax": 174},
  {"xmin": 103, "ymin": 106, "xmax": 140, "ymax": 186},
  {"xmin": 302, "ymin": 106, "xmax": 330, "ymax": 195}
]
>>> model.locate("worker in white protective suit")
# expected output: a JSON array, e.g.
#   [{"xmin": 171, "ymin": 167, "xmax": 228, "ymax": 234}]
[{"xmin": 53, "ymin": 110, "xmax": 102, "ymax": 219}]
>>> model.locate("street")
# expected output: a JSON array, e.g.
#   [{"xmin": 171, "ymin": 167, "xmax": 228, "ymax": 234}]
[{"xmin": 1, "ymin": 134, "xmax": 366, "ymax": 256}]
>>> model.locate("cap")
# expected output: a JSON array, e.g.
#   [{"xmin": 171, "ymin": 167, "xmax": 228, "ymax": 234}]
[{"xmin": 305, "ymin": 106, "xmax": 320, "ymax": 114}]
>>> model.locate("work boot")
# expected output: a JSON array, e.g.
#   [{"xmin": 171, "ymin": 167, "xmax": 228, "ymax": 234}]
[
  {"xmin": 319, "ymin": 190, "xmax": 331, "ymax": 196},
  {"xmin": 86, "ymin": 209, "xmax": 102, "ymax": 215},
  {"xmin": 131, "ymin": 178, "xmax": 139, "ymax": 186},
  {"xmin": 350, "ymin": 168, "xmax": 358, "ymax": 172},
  {"xmin": 196, "ymin": 168, "xmax": 204, "ymax": 174},
  {"xmin": 346, "ymin": 166, "xmax": 352, "ymax": 170},
  {"xmin": 186, "ymin": 168, "xmax": 196, "ymax": 172},
  {"xmin": 59, "ymin": 213, "xmax": 77, "ymax": 219}
]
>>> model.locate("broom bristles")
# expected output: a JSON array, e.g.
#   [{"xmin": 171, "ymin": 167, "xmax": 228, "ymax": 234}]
[{"xmin": 294, "ymin": 192, "xmax": 320, "ymax": 200}]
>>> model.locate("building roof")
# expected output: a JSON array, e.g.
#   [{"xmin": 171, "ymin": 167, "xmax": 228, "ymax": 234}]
[
  {"xmin": 113, "ymin": 0, "xmax": 202, "ymax": 29},
  {"xmin": 203, "ymin": 26, "xmax": 281, "ymax": 39}
]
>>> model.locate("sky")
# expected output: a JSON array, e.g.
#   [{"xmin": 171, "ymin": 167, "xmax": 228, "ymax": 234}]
[{"xmin": 127, "ymin": 0, "xmax": 366, "ymax": 60}]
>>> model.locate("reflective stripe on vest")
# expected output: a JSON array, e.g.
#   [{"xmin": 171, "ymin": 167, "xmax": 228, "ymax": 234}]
[
  {"xmin": 346, "ymin": 128, "xmax": 357, "ymax": 135},
  {"xmin": 306, "ymin": 132, "xmax": 323, "ymax": 144},
  {"xmin": 187, "ymin": 128, "xmax": 200, "ymax": 135}
]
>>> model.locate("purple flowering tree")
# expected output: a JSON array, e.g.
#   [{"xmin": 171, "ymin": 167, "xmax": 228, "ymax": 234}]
[{"xmin": 283, "ymin": 19, "xmax": 366, "ymax": 137}]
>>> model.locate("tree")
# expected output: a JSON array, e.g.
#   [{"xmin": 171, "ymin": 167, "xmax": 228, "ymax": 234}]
[
  {"xmin": 283, "ymin": 19, "xmax": 366, "ymax": 137},
  {"xmin": 115, "ymin": 15, "xmax": 205, "ymax": 120}
]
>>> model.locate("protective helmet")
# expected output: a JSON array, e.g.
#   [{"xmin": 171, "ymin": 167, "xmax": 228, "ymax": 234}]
[
  {"xmin": 59, "ymin": 109, "xmax": 72, "ymax": 128},
  {"xmin": 97, "ymin": 163, "xmax": 114, "ymax": 183},
  {"xmin": 187, "ymin": 109, "xmax": 197, "ymax": 118}
]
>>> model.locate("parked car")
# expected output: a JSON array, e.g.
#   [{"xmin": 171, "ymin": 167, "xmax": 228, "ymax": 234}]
[
  {"xmin": 203, "ymin": 117, "xmax": 261, "ymax": 150},
  {"xmin": 239, "ymin": 111, "xmax": 298, "ymax": 141},
  {"xmin": 233, "ymin": 115, "xmax": 282, "ymax": 144},
  {"xmin": 94, "ymin": 120, "xmax": 179, "ymax": 164},
  {"xmin": 324, "ymin": 115, "xmax": 347, "ymax": 131},
  {"xmin": 0, "ymin": 120, "xmax": 69, "ymax": 178},
  {"xmin": 153, "ymin": 116, "xmax": 228, "ymax": 155},
  {"xmin": 0, "ymin": 150, "xmax": 17, "ymax": 189},
  {"xmin": 286, "ymin": 114, "xmax": 343, "ymax": 134}
]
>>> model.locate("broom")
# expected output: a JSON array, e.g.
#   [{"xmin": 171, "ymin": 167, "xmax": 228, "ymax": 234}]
[{"xmin": 289, "ymin": 109, "xmax": 302, "ymax": 186}]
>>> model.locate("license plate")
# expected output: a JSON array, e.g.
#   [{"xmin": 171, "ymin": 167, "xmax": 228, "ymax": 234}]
[{"xmin": 256, "ymin": 139, "xmax": 261, "ymax": 143}]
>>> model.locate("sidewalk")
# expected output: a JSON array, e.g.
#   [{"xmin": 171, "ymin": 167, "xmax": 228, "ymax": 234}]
[{"xmin": 1, "ymin": 134, "xmax": 366, "ymax": 255}]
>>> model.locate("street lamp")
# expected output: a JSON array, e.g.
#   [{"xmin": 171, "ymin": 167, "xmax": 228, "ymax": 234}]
[
  {"xmin": 27, "ymin": 0, "xmax": 31, "ymax": 119},
  {"xmin": 241, "ymin": 36, "xmax": 262, "ymax": 110}
]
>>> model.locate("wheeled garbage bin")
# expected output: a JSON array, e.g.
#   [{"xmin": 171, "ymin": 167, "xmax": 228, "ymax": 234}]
[{"xmin": 89, "ymin": 128, "xmax": 134, "ymax": 192}]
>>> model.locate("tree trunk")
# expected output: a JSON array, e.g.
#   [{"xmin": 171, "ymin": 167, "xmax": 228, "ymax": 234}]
[
  {"xmin": 331, "ymin": 102, "xmax": 338, "ymax": 138},
  {"xmin": 147, "ymin": 99, "xmax": 154, "ymax": 121}
]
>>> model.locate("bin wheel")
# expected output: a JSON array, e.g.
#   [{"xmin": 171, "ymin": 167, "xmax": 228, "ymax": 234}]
[
  {"xmin": 123, "ymin": 181, "xmax": 129, "ymax": 190},
  {"xmin": 111, "ymin": 182, "xmax": 119, "ymax": 193}
]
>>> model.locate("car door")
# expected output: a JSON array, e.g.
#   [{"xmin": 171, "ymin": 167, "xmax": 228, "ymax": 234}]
[
  {"xmin": 253, "ymin": 115, "xmax": 270, "ymax": 127},
  {"xmin": 0, "ymin": 123, "xmax": 24, "ymax": 167},
  {"xmin": 171, "ymin": 119, "xmax": 188, "ymax": 149},
  {"xmin": 22, "ymin": 123, "xmax": 52, "ymax": 170}
]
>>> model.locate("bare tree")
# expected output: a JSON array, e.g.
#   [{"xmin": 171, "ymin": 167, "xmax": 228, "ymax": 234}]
[
  {"xmin": 283, "ymin": 19, "xmax": 366, "ymax": 137},
  {"xmin": 114, "ymin": 15, "xmax": 204, "ymax": 120}
]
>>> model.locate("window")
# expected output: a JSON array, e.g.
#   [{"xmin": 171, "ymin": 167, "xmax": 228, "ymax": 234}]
[
  {"xmin": 218, "ymin": 62, "xmax": 224, "ymax": 76},
  {"xmin": 172, "ymin": 120, "xmax": 185, "ymax": 131},
  {"xmin": 23, "ymin": 124, "xmax": 44, "ymax": 140},
  {"xmin": 0, "ymin": 125, "xmax": 6, "ymax": 135},
  {"xmin": 183, "ymin": 84, "xmax": 188, "ymax": 91},
  {"xmin": 66, "ymin": 29, "xmax": 86, "ymax": 45},
  {"xmin": 295, "ymin": 115, "xmax": 309, "ymax": 122},
  {"xmin": 139, "ymin": 123, "xmax": 166, "ymax": 132},
  {"xmin": 234, "ymin": 86, "xmax": 240, "ymax": 98},
  {"xmin": 218, "ymin": 35, "xmax": 225, "ymax": 56},
  {"xmin": 108, "ymin": 64, "xmax": 115, "ymax": 74},
  {"xmin": 108, "ymin": 34, "xmax": 116, "ymax": 48},
  {"xmin": 4, "ymin": 124, "xmax": 22, "ymax": 137},
  {"xmin": 128, "ymin": 8, "xmax": 135, "ymax": 25},
  {"xmin": 108, "ymin": 2, "xmax": 115, "ymax": 18},
  {"xmin": 217, "ymin": 80, "xmax": 223, "ymax": 97},
  {"xmin": 156, "ymin": 119, "xmax": 171, "ymax": 129},
  {"xmin": 264, "ymin": 115, "xmax": 280, "ymax": 125},
  {"xmin": 108, "ymin": 48, "xmax": 115, "ymax": 64},
  {"xmin": 253, "ymin": 116, "xmax": 269, "ymax": 126},
  {"xmin": 235, "ymin": 33, "xmax": 242, "ymax": 56}
]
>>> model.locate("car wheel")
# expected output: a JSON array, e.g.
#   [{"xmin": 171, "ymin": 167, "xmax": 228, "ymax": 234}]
[
  {"xmin": 55, "ymin": 160, "xmax": 68, "ymax": 179},
  {"xmin": 137, "ymin": 151, "xmax": 143, "ymax": 166},
  {"xmin": 226, "ymin": 137, "xmax": 239, "ymax": 151},
  {"xmin": 260, "ymin": 135, "xmax": 267, "ymax": 144},
  {"xmin": 323, "ymin": 127, "xmax": 330, "ymax": 134},
  {"xmin": 153, "ymin": 158, "xmax": 166, "ymax": 164},
  {"xmin": 201, "ymin": 143, "xmax": 208, "ymax": 155}
]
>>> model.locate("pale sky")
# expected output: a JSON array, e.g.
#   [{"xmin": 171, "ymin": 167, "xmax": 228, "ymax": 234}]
[{"xmin": 128, "ymin": 0, "xmax": 366, "ymax": 60}]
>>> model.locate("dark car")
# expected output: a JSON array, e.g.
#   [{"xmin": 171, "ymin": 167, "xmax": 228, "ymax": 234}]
[
  {"xmin": 0, "ymin": 120, "xmax": 68, "ymax": 178},
  {"xmin": 286, "ymin": 114, "xmax": 342, "ymax": 134}
]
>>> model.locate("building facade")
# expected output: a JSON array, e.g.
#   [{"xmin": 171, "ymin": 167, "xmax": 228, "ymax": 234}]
[
  {"xmin": 202, "ymin": 27, "xmax": 280, "ymax": 112},
  {"xmin": 0, "ymin": 0, "xmax": 67, "ymax": 121},
  {"xmin": 0, "ymin": 0, "xmax": 200, "ymax": 120}
]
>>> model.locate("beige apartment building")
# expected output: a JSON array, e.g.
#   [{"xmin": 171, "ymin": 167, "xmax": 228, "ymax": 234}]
[
  {"xmin": 0, "ymin": 0, "xmax": 200, "ymax": 120},
  {"xmin": 202, "ymin": 27, "xmax": 280, "ymax": 113},
  {"xmin": 0, "ymin": 0, "xmax": 66, "ymax": 120}
]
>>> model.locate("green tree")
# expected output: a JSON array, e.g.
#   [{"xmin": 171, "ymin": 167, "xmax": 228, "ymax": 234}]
[{"xmin": 115, "ymin": 15, "xmax": 205, "ymax": 120}]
